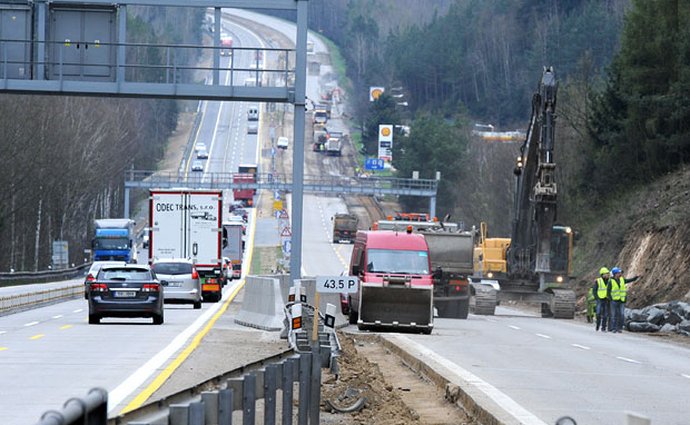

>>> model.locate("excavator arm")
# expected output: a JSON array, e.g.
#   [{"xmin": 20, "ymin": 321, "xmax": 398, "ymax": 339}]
[{"xmin": 507, "ymin": 67, "xmax": 558, "ymax": 280}]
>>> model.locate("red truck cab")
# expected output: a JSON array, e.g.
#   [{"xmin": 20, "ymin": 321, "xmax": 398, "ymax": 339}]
[{"xmin": 347, "ymin": 230, "xmax": 434, "ymax": 333}]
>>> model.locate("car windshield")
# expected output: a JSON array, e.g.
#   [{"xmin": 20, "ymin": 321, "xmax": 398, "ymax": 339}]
[
  {"xmin": 366, "ymin": 249, "xmax": 429, "ymax": 274},
  {"xmin": 152, "ymin": 262, "xmax": 192, "ymax": 275},
  {"xmin": 93, "ymin": 238, "xmax": 129, "ymax": 250},
  {"xmin": 99, "ymin": 268, "xmax": 152, "ymax": 281}
]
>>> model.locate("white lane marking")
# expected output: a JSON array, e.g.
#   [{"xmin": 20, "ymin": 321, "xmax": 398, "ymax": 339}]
[
  {"xmin": 107, "ymin": 278, "xmax": 244, "ymax": 412},
  {"xmin": 389, "ymin": 335, "xmax": 549, "ymax": 425},
  {"xmin": 616, "ymin": 356, "xmax": 641, "ymax": 364},
  {"xmin": 72, "ymin": 309, "xmax": 83, "ymax": 313},
  {"xmin": 681, "ymin": 374, "xmax": 690, "ymax": 380},
  {"xmin": 535, "ymin": 333, "xmax": 551, "ymax": 339},
  {"xmin": 52, "ymin": 315, "xmax": 63, "ymax": 319},
  {"xmin": 24, "ymin": 321, "xmax": 39, "ymax": 327},
  {"xmin": 572, "ymin": 344, "xmax": 590, "ymax": 350},
  {"xmin": 486, "ymin": 318, "xmax": 498, "ymax": 323},
  {"xmin": 509, "ymin": 325, "xmax": 521, "ymax": 330}
]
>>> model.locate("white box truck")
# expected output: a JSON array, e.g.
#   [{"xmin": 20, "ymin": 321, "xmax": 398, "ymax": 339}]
[{"xmin": 149, "ymin": 189, "xmax": 224, "ymax": 302}]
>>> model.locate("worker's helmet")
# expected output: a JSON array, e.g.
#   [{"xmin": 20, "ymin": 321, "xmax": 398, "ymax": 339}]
[
  {"xmin": 599, "ymin": 267, "xmax": 610, "ymax": 275},
  {"xmin": 611, "ymin": 267, "xmax": 622, "ymax": 275}
]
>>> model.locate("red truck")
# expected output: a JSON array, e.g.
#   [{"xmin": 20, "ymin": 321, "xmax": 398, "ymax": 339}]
[
  {"xmin": 233, "ymin": 164, "xmax": 257, "ymax": 207},
  {"xmin": 346, "ymin": 229, "xmax": 434, "ymax": 334}
]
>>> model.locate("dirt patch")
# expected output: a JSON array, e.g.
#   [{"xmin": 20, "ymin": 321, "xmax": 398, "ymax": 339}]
[{"xmin": 321, "ymin": 333, "xmax": 475, "ymax": 425}]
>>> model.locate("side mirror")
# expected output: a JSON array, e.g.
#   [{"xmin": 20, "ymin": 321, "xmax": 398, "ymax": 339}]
[{"xmin": 351, "ymin": 264, "xmax": 360, "ymax": 275}]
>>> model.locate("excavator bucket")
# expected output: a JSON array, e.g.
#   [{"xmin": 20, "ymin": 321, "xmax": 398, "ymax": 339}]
[{"xmin": 358, "ymin": 284, "xmax": 433, "ymax": 332}]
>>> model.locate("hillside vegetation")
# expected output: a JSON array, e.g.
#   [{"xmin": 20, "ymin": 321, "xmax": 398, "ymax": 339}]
[{"xmin": 313, "ymin": 0, "xmax": 690, "ymax": 305}]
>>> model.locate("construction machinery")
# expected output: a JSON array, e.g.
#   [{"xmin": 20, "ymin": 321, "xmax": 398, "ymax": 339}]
[
  {"xmin": 347, "ymin": 230, "xmax": 434, "ymax": 334},
  {"xmin": 473, "ymin": 67, "xmax": 576, "ymax": 318}
]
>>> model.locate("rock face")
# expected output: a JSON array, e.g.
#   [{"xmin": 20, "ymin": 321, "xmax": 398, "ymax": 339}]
[{"xmin": 624, "ymin": 301, "xmax": 690, "ymax": 337}]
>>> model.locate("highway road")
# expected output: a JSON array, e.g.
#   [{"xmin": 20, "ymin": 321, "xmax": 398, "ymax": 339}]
[{"xmin": 3, "ymin": 9, "xmax": 689, "ymax": 425}]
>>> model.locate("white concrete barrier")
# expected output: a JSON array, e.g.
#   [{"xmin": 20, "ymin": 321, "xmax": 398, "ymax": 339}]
[
  {"xmin": 234, "ymin": 276, "xmax": 285, "ymax": 331},
  {"xmin": 0, "ymin": 280, "xmax": 83, "ymax": 316}
]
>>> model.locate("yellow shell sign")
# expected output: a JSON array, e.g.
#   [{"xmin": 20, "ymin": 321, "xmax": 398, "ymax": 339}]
[
  {"xmin": 369, "ymin": 86, "xmax": 385, "ymax": 101},
  {"xmin": 380, "ymin": 127, "xmax": 391, "ymax": 137}
]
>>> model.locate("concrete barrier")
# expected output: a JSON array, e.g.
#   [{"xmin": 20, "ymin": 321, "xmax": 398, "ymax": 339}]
[
  {"xmin": 234, "ymin": 276, "xmax": 285, "ymax": 331},
  {"xmin": 235, "ymin": 275, "xmax": 350, "ymax": 332},
  {"xmin": 0, "ymin": 280, "xmax": 83, "ymax": 316}
]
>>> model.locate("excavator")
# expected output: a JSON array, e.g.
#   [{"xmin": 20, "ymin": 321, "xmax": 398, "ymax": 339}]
[{"xmin": 473, "ymin": 67, "xmax": 576, "ymax": 318}]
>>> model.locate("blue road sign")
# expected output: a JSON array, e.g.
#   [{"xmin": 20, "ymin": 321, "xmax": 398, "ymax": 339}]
[{"xmin": 365, "ymin": 158, "xmax": 385, "ymax": 170}]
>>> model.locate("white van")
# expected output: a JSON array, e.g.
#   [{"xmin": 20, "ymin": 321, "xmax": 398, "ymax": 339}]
[
  {"xmin": 277, "ymin": 136, "xmax": 289, "ymax": 150},
  {"xmin": 247, "ymin": 106, "xmax": 259, "ymax": 121}
]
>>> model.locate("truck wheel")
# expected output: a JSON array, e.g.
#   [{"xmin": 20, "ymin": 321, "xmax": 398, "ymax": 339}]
[
  {"xmin": 88, "ymin": 314, "xmax": 100, "ymax": 325},
  {"xmin": 348, "ymin": 308, "xmax": 359, "ymax": 325},
  {"xmin": 193, "ymin": 300, "xmax": 202, "ymax": 310},
  {"xmin": 458, "ymin": 298, "xmax": 470, "ymax": 319},
  {"xmin": 153, "ymin": 313, "xmax": 164, "ymax": 325}
]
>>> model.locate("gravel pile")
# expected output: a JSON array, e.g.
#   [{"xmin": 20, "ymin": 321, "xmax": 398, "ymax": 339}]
[{"xmin": 625, "ymin": 301, "xmax": 690, "ymax": 336}]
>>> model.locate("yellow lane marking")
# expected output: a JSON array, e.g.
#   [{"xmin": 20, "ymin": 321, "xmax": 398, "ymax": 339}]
[
  {"xmin": 60, "ymin": 325, "xmax": 73, "ymax": 330},
  {"xmin": 30, "ymin": 334, "xmax": 45, "ymax": 340},
  {"xmin": 120, "ymin": 208, "xmax": 259, "ymax": 414}
]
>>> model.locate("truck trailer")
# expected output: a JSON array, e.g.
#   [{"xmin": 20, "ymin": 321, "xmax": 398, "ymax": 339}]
[
  {"xmin": 92, "ymin": 219, "xmax": 137, "ymax": 263},
  {"xmin": 332, "ymin": 213, "xmax": 358, "ymax": 243},
  {"xmin": 222, "ymin": 221, "xmax": 244, "ymax": 281},
  {"xmin": 149, "ymin": 189, "xmax": 224, "ymax": 302}
]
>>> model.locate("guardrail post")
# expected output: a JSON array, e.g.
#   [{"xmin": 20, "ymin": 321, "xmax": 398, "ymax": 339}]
[
  {"xmin": 309, "ymin": 346, "xmax": 321, "ymax": 424},
  {"xmin": 264, "ymin": 364, "xmax": 278, "ymax": 424},
  {"xmin": 242, "ymin": 374, "xmax": 256, "ymax": 424},
  {"xmin": 282, "ymin": 359, "xmax": 295, "ymax": 425},
  {"xmin": 169, "ymin": 404, "xmax": 189, "ymax": 425},
  {"xmin": 218, "ymin": 388, "xmax": 233, "ymax": 425},
  {"xmin": 201, "ymin": 392, "xmax": 218, "ymax": 424},
  {"xmin": 298, "ymin": 353, "xmax": 311, "ymax": 425},
  {"xmin": 188, "ymin": 401, "xmax": 204, "ymax": 425}
]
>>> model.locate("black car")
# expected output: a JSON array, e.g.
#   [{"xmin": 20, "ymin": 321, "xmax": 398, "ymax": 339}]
[{"xmin": 87, "ymin": 264, "xmax": 164, "ymax": 325}]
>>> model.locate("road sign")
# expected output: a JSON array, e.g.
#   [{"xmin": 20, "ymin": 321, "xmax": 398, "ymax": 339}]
[
  {"xmin": 365, "ymin": 158, "xmax": 385, "ymax": 170},
  {"xmin": 281, "ymin": 226, "xmax": 292, "ymax": 237},
  {"xmin": 279, "ymin": 209, "xmax": 289, "ymax": 219},
  {"xmin": 315, "ymin": 276, "xmax": 359, "ymax": 293},
  {"xmin": 282, "ymin": 239, "xmax": 292, "ymax": 255}
]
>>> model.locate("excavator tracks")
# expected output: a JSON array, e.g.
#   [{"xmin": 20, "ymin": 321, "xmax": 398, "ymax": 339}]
[{"xmin": 549, "ymin": 288, "xmax": 576, "ymax": 319}]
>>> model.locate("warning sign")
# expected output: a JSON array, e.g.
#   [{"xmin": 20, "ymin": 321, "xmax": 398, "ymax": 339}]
[
  {"xmin": 281, "ymin": 226, "xmax": 292, "ymax": 237},
  {"xmin": 279, "ymin": 209, "xmax": 289, "ymax": 219}
]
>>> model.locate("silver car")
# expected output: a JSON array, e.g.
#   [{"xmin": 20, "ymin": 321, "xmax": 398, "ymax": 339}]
[{"xmin": 151, "ymin": 259, "xmax": 202, "ymax": 309}]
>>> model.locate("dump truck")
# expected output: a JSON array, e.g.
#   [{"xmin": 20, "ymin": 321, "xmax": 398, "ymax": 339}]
[
  {"xmin": 149, "ymin": 189, "xmax": 224, "ymax": 302},
  {"xmin": 347, "ymin": 230, "xmax": 434, "ymax": 334},
  {"xmin": 420, "ymin": 227, "xmax": 474, "ymax": 319},
  {"xmin": 472, "ymin": 67, "xmax": 576, "ymax": 318},
  {"xmin": 325, "ymin": 131, "xmax": 344, "ymax": 156},
  {"xmin": 312, "ymin": 125, "xmax": 328, "ymax": 152},
  {"xmin": 332, "ymin": 213, "xmax": 358, "ymax": 244},
  {"xmin": 233, "ymin": 163, "xmax": 257, "ymax": 207}
]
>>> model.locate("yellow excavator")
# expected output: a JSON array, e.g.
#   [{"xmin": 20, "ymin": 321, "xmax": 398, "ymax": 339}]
[{"xmin": 472, "ymin": 67, "xmax": 576, "ymax": 318}]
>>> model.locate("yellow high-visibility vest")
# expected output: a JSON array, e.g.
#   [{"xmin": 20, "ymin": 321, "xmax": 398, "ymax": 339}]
[
  {"xmin": 596, "ymin": 278, "xmax": 608, "ymax": 299},
  {"xmin": 614, "ymin": 277, "xmax": 627, "ymax": 302},
  {"xmin": 611, "ymin": 279, "xmax": 621, "ymax": 300}
]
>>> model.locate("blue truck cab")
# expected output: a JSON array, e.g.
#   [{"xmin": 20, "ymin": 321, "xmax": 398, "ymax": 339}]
[{"xmin": 92, "ymin": 219, "xmax": 137, "ymax": 262}]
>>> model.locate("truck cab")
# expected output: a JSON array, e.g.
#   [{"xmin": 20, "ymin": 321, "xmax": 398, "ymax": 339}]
[{"xmin": 347, "ymin": 230, "xmax": 434, "ymax": 333}]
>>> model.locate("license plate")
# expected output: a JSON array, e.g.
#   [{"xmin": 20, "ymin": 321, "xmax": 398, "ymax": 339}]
[
  {"xmin": 113, "ymin": 290, "xmax": 137, "ymax": 298},
  {"xmin": 167, "ymin": 281, "xmax": 182, "ymax": 288}
]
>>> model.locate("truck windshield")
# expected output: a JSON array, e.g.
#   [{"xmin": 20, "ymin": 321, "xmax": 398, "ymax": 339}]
[
  {"xmin": 93, "ymin": 238, "xmax": 129, "ymax": 250},
  {"xmin": 366, "ymin": 249, "xmax": 429, "ymax": 274}
]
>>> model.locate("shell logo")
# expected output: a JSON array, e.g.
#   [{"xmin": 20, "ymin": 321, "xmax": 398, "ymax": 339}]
[
  {"xmin": 369, "ymin": 86, "xmax": 385, "ymax": 101},
  {"xmin": 380, "ymin": 127, "xmax": 391, "ymax": 137}
]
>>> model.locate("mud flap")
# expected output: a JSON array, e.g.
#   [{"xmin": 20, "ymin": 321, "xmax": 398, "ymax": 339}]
[
  {"xmin": 435, "ymin": 297, "xmax": 470, "ymax": 319},
  {"xmin": 358, "ymin": 284, "xmax": 433, "ymax": 330}
]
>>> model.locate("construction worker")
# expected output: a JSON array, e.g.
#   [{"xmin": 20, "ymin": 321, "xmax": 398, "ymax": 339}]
[
  {"xmin": 592, "ymin": 267, "xmax": 612, "ymax": 332},
  {"xmin": 609, "ymin": 267, "xmax": 640, "ymax": 333}
]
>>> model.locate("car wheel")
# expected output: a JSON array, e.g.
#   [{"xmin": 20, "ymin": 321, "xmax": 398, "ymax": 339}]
[
  {"xmin": 153, "ymin": 313, "xmax": 164, "ymax": 325},
  {"xmin": 193, "ymin": 301, "xmax": 202, "ymax": 310},
  {"xmin": 88, "ymin": 314, "xmax": 100, "ymax": 325}
]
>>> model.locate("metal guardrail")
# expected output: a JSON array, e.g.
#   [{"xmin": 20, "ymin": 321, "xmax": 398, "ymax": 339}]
[
  {"xmin": 33, "ymin": 387, "xmax": 108, "ymax": 425},
  {"xmin": 125, "ymin": 170, "xmax": 439, "ymax": 197},
  {"xmin": 0, "ymin": 263, "xmax": 89, "ymax": 287}
]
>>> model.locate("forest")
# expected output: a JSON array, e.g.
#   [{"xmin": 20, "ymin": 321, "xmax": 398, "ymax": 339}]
[
  {"xmin": 0, "ymin": 7, "xmax": 203, "ymax": 271},
  {"xmin": 309, "ymin": 0, "xmax": 690, "ymax": 240}
]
